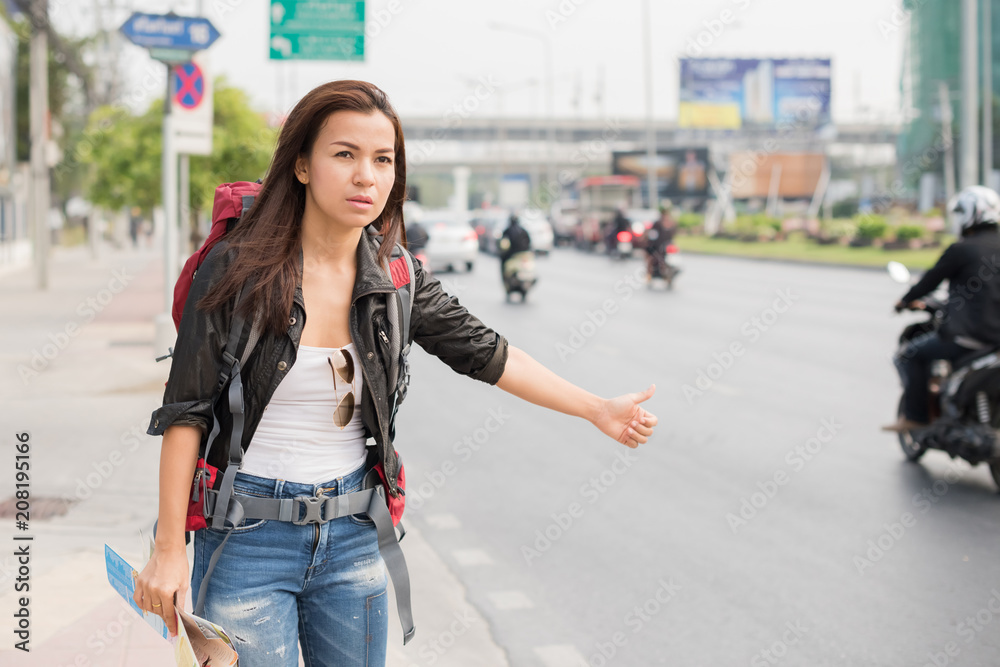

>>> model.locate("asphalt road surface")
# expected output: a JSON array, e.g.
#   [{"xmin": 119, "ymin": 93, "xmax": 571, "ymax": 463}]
[{"xmin": 394, "ymin": 248, "xmax": 1000, "ymax": 667}]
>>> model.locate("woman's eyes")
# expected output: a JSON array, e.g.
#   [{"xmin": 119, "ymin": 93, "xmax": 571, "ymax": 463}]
[{"xmin": 333, "ymin": 151, "xmax": 393, "ymax": 164}]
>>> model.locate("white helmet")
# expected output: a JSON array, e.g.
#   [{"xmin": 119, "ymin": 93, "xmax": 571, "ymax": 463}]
[{"xmin": 948, "ymin": 185, "xmax": 1000, "ymax": 235}]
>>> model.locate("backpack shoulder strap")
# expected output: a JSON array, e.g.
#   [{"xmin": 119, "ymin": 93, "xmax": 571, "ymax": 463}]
[
  {"xmin": 393, "ymin": 242, "xmax": 415, "ymax": 351},
  {"xmin": 200, "ymin": 284, "xmax": 263, "ymax": 527}
]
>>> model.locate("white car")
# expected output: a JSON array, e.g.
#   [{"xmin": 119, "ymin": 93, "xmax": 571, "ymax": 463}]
[
  {"xmin": 422, "ymin": 211, "xmax": 478, "ymax": 272},
  {"xmin": 518, "ymin": 209, "xmax": 554, "ymax": 254}
]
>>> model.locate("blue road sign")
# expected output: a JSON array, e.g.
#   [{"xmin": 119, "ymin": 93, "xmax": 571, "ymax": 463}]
[{"xmin": 120, "ymin": 13, "xmax": 220, "ymax": 51}]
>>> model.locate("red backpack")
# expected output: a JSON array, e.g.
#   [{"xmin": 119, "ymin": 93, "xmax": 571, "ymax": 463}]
[{"xmin": 172, "ymin": 181, "xmax": 264, "ymax": 328}]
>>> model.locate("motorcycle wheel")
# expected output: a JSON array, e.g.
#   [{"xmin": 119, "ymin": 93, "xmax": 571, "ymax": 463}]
[{"xmin": 897, "ymin": 396, "xmax": 927, "ymax": 462}]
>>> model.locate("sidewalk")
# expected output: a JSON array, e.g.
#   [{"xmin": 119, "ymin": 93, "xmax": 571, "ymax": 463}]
[{"xmin": 0, "ymin": 243, "xmax": 508, "ymax": 666}]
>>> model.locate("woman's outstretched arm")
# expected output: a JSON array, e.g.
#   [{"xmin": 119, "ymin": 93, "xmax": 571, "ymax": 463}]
[{"xmin": 495, "ymin": 346, "xmax": 657, "ymax": 448}]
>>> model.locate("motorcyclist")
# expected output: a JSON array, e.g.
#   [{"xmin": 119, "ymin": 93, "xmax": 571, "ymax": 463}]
[
  {"xmin": 606, "ymin": 206, "xmax": 630, "ymax": 254},
  {"xmin": 644, "ymin": 205, "xmax": 676, "ymax": 277},
  {"xmin": 498, "ymin": 212, "xmax": 532, "ymax": 281},
  {"xmin": 883, "ymin": 185, "xmax": 1000, "ymax": 433}
]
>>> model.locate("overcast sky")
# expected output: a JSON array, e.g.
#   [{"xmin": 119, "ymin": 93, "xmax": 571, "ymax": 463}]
[{"xmin": 51, "ymin": 0, "xmax": 905, "ymax": 123}]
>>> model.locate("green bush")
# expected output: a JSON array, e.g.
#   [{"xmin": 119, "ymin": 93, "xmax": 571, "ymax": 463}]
[
  {"xmin": 676, "ymin": 212, "xmax": 703, "ymax": 230},
  {"xmin": 832, "ymin": 199, "xmax": 859, "ymax": 218},
  {"xmin": 855, "ymin": 215, "xmax": 889, "ymax": 240},
  {"xmin": 894, "ymin": 224, "xmax": 925, "ymax": 242},
  {"xmin": 820, "ymin": 218, "xmax": 857, "ymax": 240},
  {"xmin": 731, "ymin": 214, "xmax": 781, "ymax": 240},
  {"xmin": 750, "ymin": 213, "xmax": 782, "ymax": 233}
]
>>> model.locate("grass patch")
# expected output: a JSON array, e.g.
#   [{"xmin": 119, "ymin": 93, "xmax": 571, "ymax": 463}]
[{"xmin": 676, "ymin": 236, "xmax": 942, "ymax": 270}]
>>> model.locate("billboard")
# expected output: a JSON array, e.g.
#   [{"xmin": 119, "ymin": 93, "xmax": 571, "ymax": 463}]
[
  {"xmin": 612, "ymin": 149, "xmax": 710, "ymax": 198},
  {"xmin": 679, "ymin": 58, "xmax": 831, "ymax": 129},
  {"xmin": 728, "ymin": 152, "xmax": 825, "ymax": 199}
]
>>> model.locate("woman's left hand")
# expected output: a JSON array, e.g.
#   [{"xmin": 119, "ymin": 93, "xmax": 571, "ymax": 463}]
[{"xmin": 592, "ymin": 384, "xmax": 658, "ymax": 448}]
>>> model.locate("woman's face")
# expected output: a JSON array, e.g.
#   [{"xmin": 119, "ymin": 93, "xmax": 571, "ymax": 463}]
[{"xmin": 295, "ymin": 110, "xmax": 396, "ymax": 231}]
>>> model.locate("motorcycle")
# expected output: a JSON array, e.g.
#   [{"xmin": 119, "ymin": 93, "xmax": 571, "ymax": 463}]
[
  {"xmin": 887, "ymin": 261, "xmax": 1000, "ymax": 489},
  {"xmin": 646, "ymin": 244, "xmax": 682, "ymax": 290},
  {"xmin": 503, "ymin": 251, "xmax": 537, "ymax": 302},
  {"xmin": 605, "ymin": 228, "xmax": 634, "ymax": 260}
]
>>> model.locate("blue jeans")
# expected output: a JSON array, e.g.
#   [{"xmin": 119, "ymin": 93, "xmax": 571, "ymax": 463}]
[
  {"xmin": 894, "ymin": 331, "xmax": 974, "ymax": 423},
  {"xmin": 191, "ymin": 464, "xmax": 388, "ymax": 667}
]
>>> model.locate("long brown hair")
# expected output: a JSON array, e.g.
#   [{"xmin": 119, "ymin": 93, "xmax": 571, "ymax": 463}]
[{"xmin": 199, "ymin": 80, "xmax": 408, "ymax": 336}]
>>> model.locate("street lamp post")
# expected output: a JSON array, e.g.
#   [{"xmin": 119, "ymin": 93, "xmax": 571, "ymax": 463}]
[
  {"xmin": 961, "ymin": 0, "xmax": 979, "ymax": 188},
  {"xmin": 642, "ymin": 0, "xmax": 657, "ymax": 209},
  {"xmin": 488, "ymin": 22, "xmax": 556, "ymax": 206},
  {"xmin": 984, "ymin": 0, "xmax": 993, "ymax": 189}
]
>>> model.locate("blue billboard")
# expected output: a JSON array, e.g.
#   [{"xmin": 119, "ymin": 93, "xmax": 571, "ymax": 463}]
[{"xmin": 679, "ymin": 58, "xmax": 832, "ymax": 129}]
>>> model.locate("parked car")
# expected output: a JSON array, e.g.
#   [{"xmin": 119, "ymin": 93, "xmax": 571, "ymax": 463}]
[
  {"xmin": 519, "ymin": 208, "xmax": 555, "ymax": 254},
  {"xmin": 422, "ymin": 211, "xmax": 478, "ymax": 272}
]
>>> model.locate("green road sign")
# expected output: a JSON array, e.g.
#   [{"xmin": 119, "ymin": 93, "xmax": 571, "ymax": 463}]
[{"xmin": 269, "ymin": 1, "xmax": 365, "ymax": 61}]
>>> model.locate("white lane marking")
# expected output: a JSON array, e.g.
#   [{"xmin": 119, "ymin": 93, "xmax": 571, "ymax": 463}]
[
  {"xmin": 487, "ymin": 590, "xmax": 535, "ymax": 610},
  {"xmin": 452, "ymin": 548, "xmax": 494, "ymax": 566},
  {"xmin": 534, "ymin": 644, "xmax": 589, "ymax": 667},
  {"xmin": 425, "ymin": 513, "xmax": 462, "ymax": 530}
]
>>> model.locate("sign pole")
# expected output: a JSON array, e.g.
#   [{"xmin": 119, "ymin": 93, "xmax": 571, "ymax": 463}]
[
  {"xmin": 180, "ymin": 0, "xmax": 200, "ymax": 260},
  {"xmin": 179, "ymin": 152, "xmax": 189, "ymax": 259},
  {"xmin": 155, "ymin": 76, "xmax": 178, "ymax": 356}
]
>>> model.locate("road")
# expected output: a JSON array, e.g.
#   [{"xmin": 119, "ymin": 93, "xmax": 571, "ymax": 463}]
[{"xmin": 395, "ymin": 248, "xmax": 1000, "ymax": 667}]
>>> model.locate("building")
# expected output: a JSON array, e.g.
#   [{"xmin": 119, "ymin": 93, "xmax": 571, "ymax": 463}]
[{"xmin": 900, "ymin": 0, "xmax": 1000, "ymax": 198}]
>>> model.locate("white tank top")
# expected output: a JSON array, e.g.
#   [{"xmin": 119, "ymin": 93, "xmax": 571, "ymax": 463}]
[{"xmin": 241, "ymin": 343, "xmax": 368, "ymax": 484}]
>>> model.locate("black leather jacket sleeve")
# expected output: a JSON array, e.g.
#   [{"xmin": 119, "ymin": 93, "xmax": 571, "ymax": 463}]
[
  {"xmin": 410, "ymin": 257, "xmax": 508, "ymax": 384},
  {"xmin": 147, "ymin": 243, "xmax": 234, "ymax": 437},
  {"xmin": 901, "ymin": 242, "xmax": 961, "ymax": 304}
]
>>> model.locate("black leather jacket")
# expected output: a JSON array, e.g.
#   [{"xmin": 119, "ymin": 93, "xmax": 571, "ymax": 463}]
[
  {"xmin": 148, "ymin": 226, "xmax": 509, "ymax": 495},
  {"xmin": 901, "ymin": 228, "xmax": 1000, "ymax": 347}
]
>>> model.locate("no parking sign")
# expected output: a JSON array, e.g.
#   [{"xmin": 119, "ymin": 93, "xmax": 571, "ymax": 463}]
[
  {"xmin": 174, "ymin": 62, "xmax": 205, "ymax": 109},
  {"xmin": 171, "ymin": 56, "xmax": 213, "ymax": 155}
]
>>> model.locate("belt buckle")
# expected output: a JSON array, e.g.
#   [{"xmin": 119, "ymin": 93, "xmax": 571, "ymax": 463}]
[{"xmin": 292, "ymin": 494, "xmax": 328, "ymax": 525}]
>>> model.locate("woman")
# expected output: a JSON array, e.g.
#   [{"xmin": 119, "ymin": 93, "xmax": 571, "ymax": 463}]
[{"xmin": 135, "ymin": 80, "xmax": 657, "ymax": 667}]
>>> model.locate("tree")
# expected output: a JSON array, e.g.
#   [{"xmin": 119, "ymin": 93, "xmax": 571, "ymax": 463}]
[
  {"xmin": 3, "ymin": 6, "xmax": 90, "ymax": 163},
  {"xmin": 189, "ymin": 82, "xmax": 276, "ymax": 211},
  {"xmin": 80, "ymin": 78, "xmax": 276, "ymax": 217},
  {"xmin": 79, "ymin": 101, "xmax": 163, "ymax": 213}
]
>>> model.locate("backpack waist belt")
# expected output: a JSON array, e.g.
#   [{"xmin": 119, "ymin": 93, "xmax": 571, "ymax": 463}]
[{"xmin": 197, "ymin": 469, "xmax": 415, "ymax": 644}]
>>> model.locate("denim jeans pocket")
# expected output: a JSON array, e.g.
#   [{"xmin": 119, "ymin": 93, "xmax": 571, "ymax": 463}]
[{"xmin": 348, "ymin": 512, "xmax": 374, "ymax": 527}]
